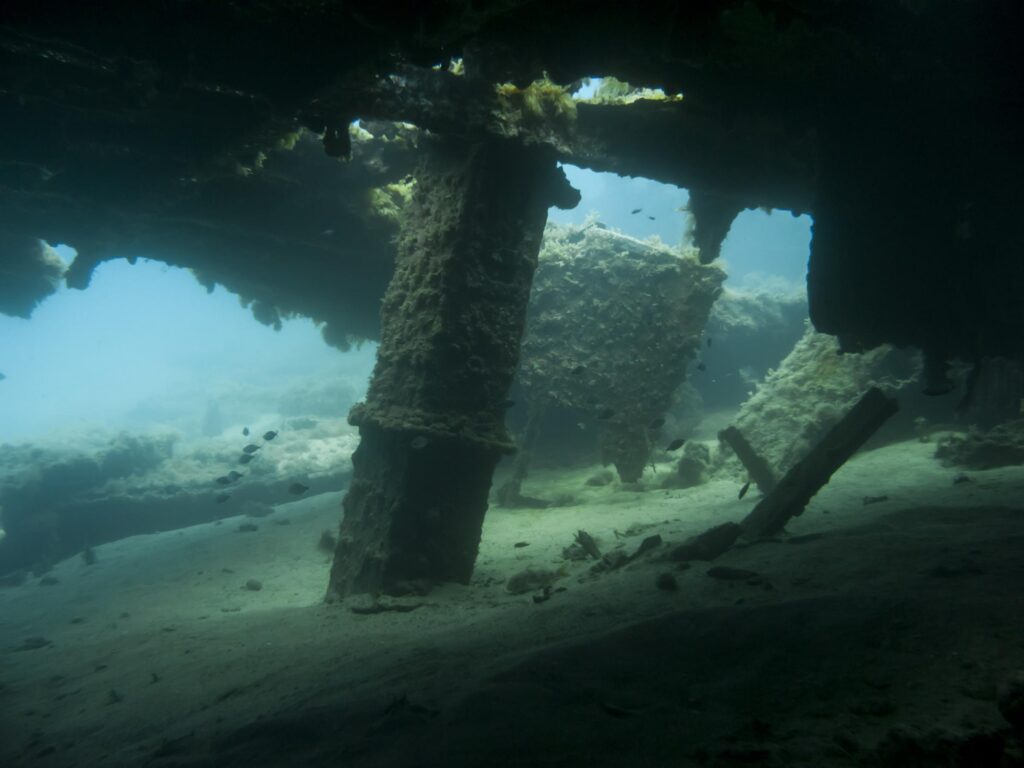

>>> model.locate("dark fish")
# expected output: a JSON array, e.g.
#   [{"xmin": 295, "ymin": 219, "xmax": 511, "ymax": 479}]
[
  {"xmin": 863, "ymin": 495, "xmax": 889, "ymax": 506},
  {"xmin": 228, "ymin": 470, "xmax": 244, "ymax": 481},
  {"xmin": 239, "ymin": 454, "xmax": 254, "ymax": 465},
  {"xmin": 706, "ymin": 337, "xmax": 713, "ymax": 348},
  {"xmin": 0, "ymin": 372, "xmax": 5, "ymax": 381},
  {"xmin": 242, "ymin": 427, "xmax": 250, "ymax": 436},
  {"xmin": 215, "ymin": 475, "xmax": 231, "ymax": 486},
  {"xmin": 647, "ymin": 215, "xmax": 655, "ymax": 221},
  {"xmin": 215, "ymin": 493, "xmax": 231, "ymax": 503},
  {"xmin": 500, "ymin": 399, "xmax": 516, "ymax": 408},
  {"xmin": 263, "ymin": 430, "xmax": 278, "ymax": 441},
  {"xmin": 410, "ymin": 436, "xmax": 429, "ymax": 450},
  {"xmin": 647, "ymin": 416, "xmax": 665, "ymax": 430},
  {"xmin": 696, "ymin": 362, "xmax": 707, "ymax": 372},
  {"xmin": 288, "ymin": 482, "xmax": 309, "ymax": 496},
  {"xmin": 955, "ymin": 361, "xmax": 981, "ymax": 413},
  {"xmin": 738, "ymin": 481, "xmax": 751, "ymax": 499},
  {"xmin": 242, "ymin": 443, "xmax": 261, "ymax": 454},
  {"xmin": 571, "ymin": 365, "xmax": 586, "ymax": 376},
  {"xmin": 597, "ymin": 407, "xmax": 615, "ymax": 420},
  {"xmin": 631, "ymin": 208, "xmax": 642, "ymax": 214},
  {"xmin": 514, "ymin": 541, "xmax": 530, "ymax": 548},
  {"xmin": 666, "ymin": 438, "xmax": 686, "ymax": 452}
]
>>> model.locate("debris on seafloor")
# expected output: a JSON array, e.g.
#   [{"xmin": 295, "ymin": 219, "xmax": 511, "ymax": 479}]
[
  {"xmin": 351, "ymin": 602, "xmax": 424, "ymax": 615},
  {"xmin": 668, "ymin": 522, "xmax": 741, "ymax": 562},
  {"xmin": 591, "ymin": 534, "xmax": 663, "ymax": 574},
  {"xmin": 936, "ymin": 419, "xmax": 1024, "ymax": 469},
  {"xmin": 574, "ymin": 530, "xmax": 602, "ymax": 560},
  {"xmin": 706, "ymin": 566, "xmax": 763, "ymax": 583},
  {"xmin": 506, "ymin": 567, "xmax": 564, "ymax": 595}
]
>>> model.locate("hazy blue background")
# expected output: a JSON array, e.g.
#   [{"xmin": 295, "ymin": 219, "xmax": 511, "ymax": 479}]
[{"xmin": 0, "ymin": 161, "xmax": 810, "ymax": 444}]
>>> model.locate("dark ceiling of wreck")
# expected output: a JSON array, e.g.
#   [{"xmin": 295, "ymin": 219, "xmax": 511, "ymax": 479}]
[{"xmin": 1, "ymin": 1, "xmax": 1022, "ymax": 358}]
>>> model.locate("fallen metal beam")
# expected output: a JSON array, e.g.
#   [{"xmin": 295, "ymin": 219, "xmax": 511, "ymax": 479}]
[{"xmin": 740, "ymin": 387, "xmax": 899, "ymax": 539}]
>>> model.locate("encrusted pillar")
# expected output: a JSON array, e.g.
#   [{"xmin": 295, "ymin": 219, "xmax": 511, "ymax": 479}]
[{"xmin": 328, "ymin": 138, "xmax": 577, "ymax": 597}]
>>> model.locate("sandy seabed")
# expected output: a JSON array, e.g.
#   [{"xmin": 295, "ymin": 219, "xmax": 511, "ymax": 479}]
[{"xmin": 2, "ymin": 436, "xmax": 1023, "ymax": 767}]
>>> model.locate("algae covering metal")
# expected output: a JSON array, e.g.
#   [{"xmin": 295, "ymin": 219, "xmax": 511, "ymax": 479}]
[{"xmin": 519, "ymin": 223, "xmax": 725, "ymax": 482}]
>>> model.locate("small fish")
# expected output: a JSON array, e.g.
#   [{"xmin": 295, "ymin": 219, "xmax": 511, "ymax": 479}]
[
  {"xmin": 666, "ymin": 438, "xmax": 686, "ymax": 451},
  {"xmin": 263, "ymin": 430, "xmax": 278, "ymax": 441},
  {"xmin": 215, "ymin": 493, "xmax": 231, "ymax": 503},
  {"xmin": 215, "ymin": 476, "xmax": 231, "ymax": 486},
  {"xmin": 500, "ymin": 399, "xmax": 516, "ymax": 408},
  {"xmin": 696, "ymin": 362, "xmax": 707, "ymax": 372},
  {"xmin": 410, "ymin": 436, "xmax": 429, "ymax": 450},
  {"xmin": 242, "ymin": 427, "xmax": 250, "ymax": 436},
  {"xmin": 239, "ymin": 454, "xmax": 255, "ymax": 465},
  {"xmin": 706, "ymin": 337, "xmax": 713, "ymax": 348},
  {"xmin": 631, "ymin": 208, "xmax": 642, "ymax": 215},
  {"xmin": 0, "ymin": 372, "xmax": 6, "ymax": 381},
  {"xmin": 242, "ymin": 444, "xmax": 261, "ymax": 454},
  {"xmin": 597, "ymin": 407, "xmax": 615, "ymax": 420},
  {"xmin": 228, "ymin": 470, "xmax": 244, "ymax": 481},
  {"xmin": 570, "ymin": 365, "xmax": 586, "ymax": 376},
  {"xmin": 288, "ymin": 482, "xmax": 309, "ymax": 495},
  {"xmin": 514, "ymin": 541, "xmax": 530, "ymax": 548},
  {"xmin": 647, "ymin": 215, "xmax": 655, "ymax": 221},
  {"xmin": 738, "ymin": 481, "xmax": 752, "ymax": 500},
  {"xmin": 647, "ymin": 416, "xmax": 665, "ymax": 430}
]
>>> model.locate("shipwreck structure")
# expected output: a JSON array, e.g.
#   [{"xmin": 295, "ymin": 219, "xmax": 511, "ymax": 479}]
[{"xmin": 2, "ymin": 2, "xmax": 1022, "ymax": 595}]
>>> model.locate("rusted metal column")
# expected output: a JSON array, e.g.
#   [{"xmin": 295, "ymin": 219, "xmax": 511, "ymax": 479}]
[{"xmin": 328, "ymin": 138, "xmax": 577, "ymax": 597}]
